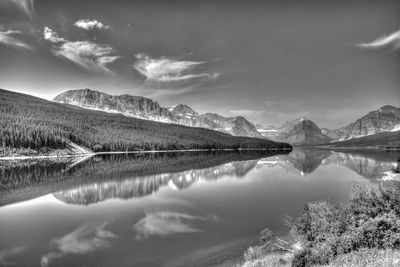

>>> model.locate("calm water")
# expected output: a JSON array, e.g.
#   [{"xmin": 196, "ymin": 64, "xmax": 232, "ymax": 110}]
[{"xmin": 0, "ymin": 149, "xmax": 398, "ymax": 267}]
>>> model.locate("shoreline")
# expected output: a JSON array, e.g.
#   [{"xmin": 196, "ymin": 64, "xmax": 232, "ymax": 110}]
[
  {"xmin": 314, "ymin": 145, "xmax": 400, "ymax": 151},
  {"xmin": 0, "ymin": 147, "xmax": 292, "ymax": 161}
]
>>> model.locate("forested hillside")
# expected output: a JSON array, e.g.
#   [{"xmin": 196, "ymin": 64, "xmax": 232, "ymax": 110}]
[
  {"xmin": 0, "ymin": 89, "xmax": 291, "ymax": 156},
  {"xmin": 319, "ymin": 131, "xmax": 400, "ymax": 150}
]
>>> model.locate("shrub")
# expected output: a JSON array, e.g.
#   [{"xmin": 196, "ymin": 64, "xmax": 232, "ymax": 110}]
[{"xmin": 291, "ymin": 184, "xmax": 400, "ymax": 266}]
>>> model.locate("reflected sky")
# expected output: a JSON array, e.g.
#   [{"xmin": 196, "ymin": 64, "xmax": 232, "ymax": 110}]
[{"xmin": 0, "ymin": 149, "xmax": 398, "ymax": 267}]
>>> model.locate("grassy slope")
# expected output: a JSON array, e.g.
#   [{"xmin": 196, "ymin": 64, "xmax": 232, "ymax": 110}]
[
  {"xmin": 319, "ymin": 131, "xmax": 400, "ymax": 149},
  {"xmin": 0, "ymin": 89, "xmax": 291, "ymax": 155}
]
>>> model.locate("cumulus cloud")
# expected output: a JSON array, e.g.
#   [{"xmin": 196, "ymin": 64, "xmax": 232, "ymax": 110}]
[
  {"xmin": 133, "ymin": 53, "xmax": 220, "ymax": 83},
  {"xmin": 41, "ymin": 222, "xmax": 116, "ymax": 267},
  {"xmin": 43, "ymin": 27, "xmax": 66, "ymax": 43},
  {"xmin": 0, "ymin": 29, "xmax": 32, "ymax": 50},
  {"xmin": 133, "ymin": 211, "xmax": 204, "ymax": 239},
  {"xmin": 43, "ymin": 27, "xmax": 120, "ymax": 74},
  {"xmin": 357, "ymin": 29, "xmax": 400, "ymax": 50},
  {"xmin": 6, "ymin": 0, "xmax": 34, "ymax": 19},
  {"xmin": 74, "ymin": 19, "xmax": 111, "ymax": 30}
]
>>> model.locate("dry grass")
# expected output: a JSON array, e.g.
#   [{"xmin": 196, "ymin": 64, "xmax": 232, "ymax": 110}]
[
  {"xmin": 240, "ymin": 246, "xmax": 293, "ymax": 267},
  {"xmin": 319, "ymin": 248, "xmax": 400, "ymax": 267}
]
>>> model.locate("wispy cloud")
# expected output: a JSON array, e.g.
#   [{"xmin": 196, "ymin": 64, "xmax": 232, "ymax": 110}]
[
  {"xmin": 74, "ymin": 19, "xmax": 111, "ymax": 31},
  {"xmin": 6, "ymin": 0, "xmax": 34, "ymax": 19},
  {"xmin": 133, "ymin": 211, "xmax": 204, "ymax": 239},
  {"xmin": 357, "ymin": 29, "xmax": 400, "ymax": 50},
  {"xmin": 0, "ymin": 29, "xmax": 32, "ymax": 50},
  {"xmin": 54, "ymin": 41, "xmax": 120, "ymax": 74},
  {"xmin": 41, "ymin": 222, "xmax": 116, "ymax": 267},
  {"xmin": 43, "ymin": 27, "xmax": 120, "ymax": 74},
  {"xmin": 230, "ymin": 109, "xmax": 266, "ymax": 118},
  {"xmin": 133, "ymin": 53, "xmax": 220, "ymax": 83}
]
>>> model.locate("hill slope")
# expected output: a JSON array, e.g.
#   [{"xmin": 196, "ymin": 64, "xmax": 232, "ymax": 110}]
[
  {"xmin": 0, "ymin": 89, "xmax": 291, "ymax": 156},
  {"xmin": 320, "ymin": 130, "xmax": 400, "ymax": 149}
]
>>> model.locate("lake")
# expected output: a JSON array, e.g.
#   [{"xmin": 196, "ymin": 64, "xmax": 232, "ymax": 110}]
[{"xmin": 0, "ymin": 149, "xmax": 398, "ymax": 267}]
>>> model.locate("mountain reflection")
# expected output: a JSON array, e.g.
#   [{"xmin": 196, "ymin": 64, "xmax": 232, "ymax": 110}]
[
  {"xmin": 52, "ymin": 159, "xmax": 260, "ymax": 205},
  {"xmin": 276, "ymin": 148, "xmax": 399, "ymax": 179},
  {"xmin": 278, "ymin": 148, "xmax": 331, "ymax": 175},
  {"xmin": 0, "ymin": 151, "xmax": 283, "ymax": 206},
  {"xmin": 1, "ymin": 149, "xmax": 398, "ymax": 206}
]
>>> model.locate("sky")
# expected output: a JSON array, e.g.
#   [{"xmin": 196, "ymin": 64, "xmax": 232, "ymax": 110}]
[{"xmin": 0, "ymin": 0, "xmax": 399, "ymax": 129}]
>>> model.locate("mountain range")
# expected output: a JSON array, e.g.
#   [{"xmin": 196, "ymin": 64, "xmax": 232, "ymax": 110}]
[
  {"xmin": 53, "ymin": 89, "xmax": 400, "ymax": 147},
  {"xmin": 54, "ymin": 89, "xmax": 261, "ymax": 137},
  {"xmin": 0, "ymin": 88, "xmax": 291, "ymax": 158}
]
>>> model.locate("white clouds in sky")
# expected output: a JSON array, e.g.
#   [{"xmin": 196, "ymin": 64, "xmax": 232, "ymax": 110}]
[
  {"xmin": 54, "ymin": 41, "xmax": 120, "ymax": 74},
  {"xmin": 43, "ymin": 27, "xmax": 66, "ymax": 43},
  {"xmin": 133, "ymin": 211, "xmax": 204, "ymax": 239},
  {"xmin": 41, "ymin": 222, "xmax": 116, "ymax": 267},
  {"xmin": 134, "ymin": 53, "xmax": 220, "ymax": 83},
  {"xmin": 357, "ymin": 29, "xmax": 400, "ymax": 50},
  {"xmin": 74, "ymin": 19, "xmax": 111, "ymax": 30},
  {"xmin": 43, "ymin": 27, "xmax": 120, "ymax": 74},
  {"xmin": 0, "ymin": 29, "xmax": 32, "ymax": 50}
]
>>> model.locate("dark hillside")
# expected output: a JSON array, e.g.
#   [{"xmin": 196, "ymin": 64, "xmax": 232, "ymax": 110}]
[{"xmin": 0, "ymin": 89, "xmax": 291, "ymax": 155}]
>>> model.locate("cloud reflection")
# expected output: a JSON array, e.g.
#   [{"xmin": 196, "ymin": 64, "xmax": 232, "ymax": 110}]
[
  {"xmin": 133, "ymin": 211, "xmax": 205, "ymax": 239},
  {"xmin": 41, "ymin": 221, "xmax": 116, "ymax": 267},
  {"xmin": 0, "ymin": 246, "xmax": 27, "ymax": 266}
]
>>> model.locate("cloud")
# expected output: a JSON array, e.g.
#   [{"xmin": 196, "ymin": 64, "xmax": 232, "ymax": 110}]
[
  {"xmin": 74, "ymin": 19, "xmax": 111, "ymax": 30},
  {"xmin": 54, "ymin": 41, "xmax": 120, "ymax": 74},
  {"xmin": 133, "ymin": 53, "xmax": 220, "ymax": 83},
  {"xmin": 43, "ymin": 27, "xmax": 66, "ymax": 43},
  {"xmin": 133, "ymin": 211, "xmax": 204, "ymax": 239},
  {"xmin": 0, "ymin": 29, "xmax": 32, "ymax": 50},
  {"xmin": 41, "ymin": 222, "xmax": 116, "ymax": 267},
  {"xmin": 6, "ymin": 0, "xmax": 34, "ymax": 19},
  {"xmin": 43, "ymin": 27, "xmax": 120, "ymax": 74},
  {"xmin": 357, "ymin": 29, "xmax": 400, "ymax": 50},
  {"xmin": 0, "ymin": 246, "xmax": 27, "ymax": 266}
]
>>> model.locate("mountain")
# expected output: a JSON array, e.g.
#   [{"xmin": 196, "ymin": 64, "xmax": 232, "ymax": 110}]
[
  {"xmin": 0, "ymin": 89, "xmax": 291, "ymax": 157},
  {"xmin": 275, "ymin": 119, "xmax": 332, "ymax": 145},
  {"xmin": 53, "ymin": 89, "xmax": 261, "ymax": 137},
  {"xmin": 333, "ymin": 105, "xmax": 400, "ymax": 140},
  {"xmin": 257, "ymin": 118, "xmax": 332, "ymax": 146},
  {"xmin": 257, "ymin": 106, "xmax": 400, "ymax": 147},
  {"xmin": 320, "ymin": 130, "xmax": 400, "ymax": 150},
  {"xmin": 53, "ymin": 88, "xmax": 173, "ymax": 122}
]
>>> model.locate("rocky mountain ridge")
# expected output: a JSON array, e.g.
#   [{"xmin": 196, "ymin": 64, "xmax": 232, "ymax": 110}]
[
  {"xmin": 54, "ymin": 89, "xmax": 261, "ymax": 137},
  {"xmin": 257, "ymin": 106, "xmax": 400, "ymax": 146},
  {"xmin": 54, "ymin": 89, "xmax": 399, "ymax": 146}
]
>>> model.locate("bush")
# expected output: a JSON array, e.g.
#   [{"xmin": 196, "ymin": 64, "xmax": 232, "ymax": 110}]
[{"xmin": 291, "ymin": 184, "xmax": 400, "ymax": 266}]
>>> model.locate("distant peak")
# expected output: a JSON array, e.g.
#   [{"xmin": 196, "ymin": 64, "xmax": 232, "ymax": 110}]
[
  {"xmin": 169, "ymin": 104, "xmax": 198, "ymax": 115},
  {"xmin": 299, "ymin": 117, "xmax": 308, "ymax": 121},
  {"xmin": 379, "ymin": 105, "xmax": 398, "ymax": 112}
]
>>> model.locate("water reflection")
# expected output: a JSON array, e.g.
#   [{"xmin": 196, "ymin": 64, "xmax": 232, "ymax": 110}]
[
  {"xmin": 1, "ymin": 149, "xmax": 399, "ymax": 207},
  {"xmin": 1, "ymin": 149, "xmax": 398, "ymax": 267},
  {"xmin": 0, "ymin": 150, "xmax": 281, "ymax": 206},
  {"xmin": 41, "ymin": 221, "xmax": 116, "ymax": 267},
  {"xmin": 133, "ymin": 212, "xmax": 205, "ymax": 239}
]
